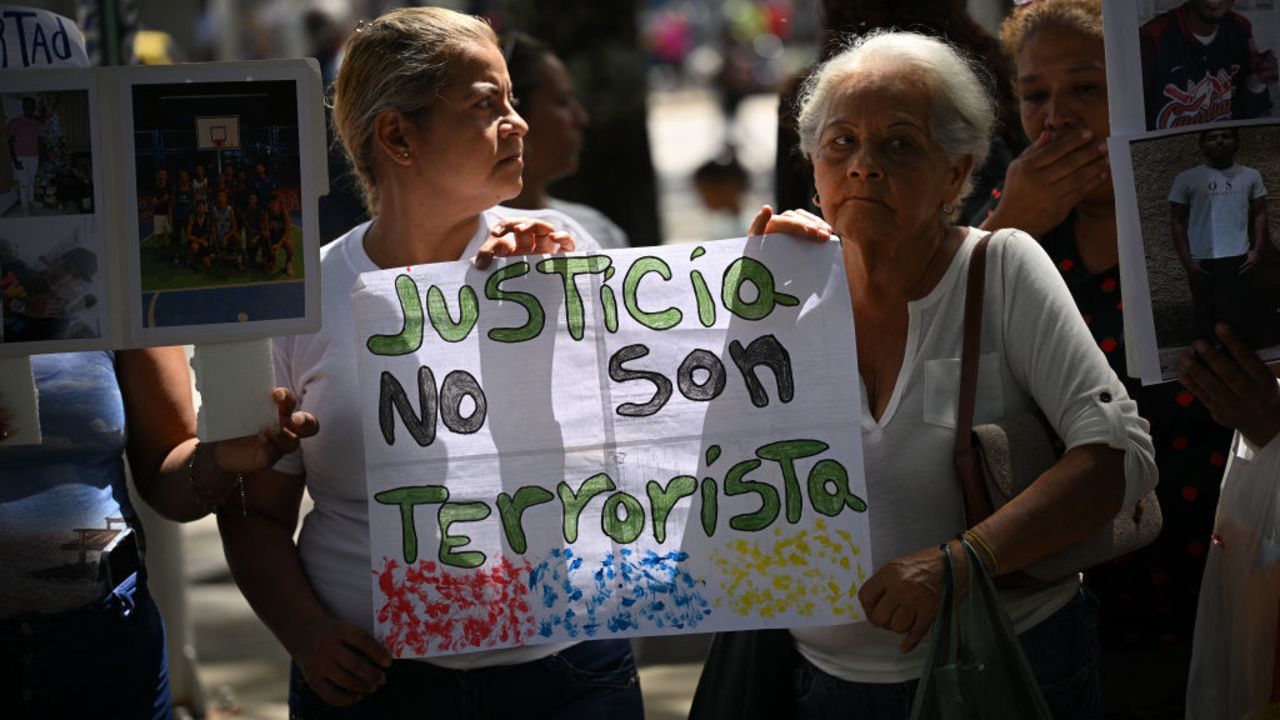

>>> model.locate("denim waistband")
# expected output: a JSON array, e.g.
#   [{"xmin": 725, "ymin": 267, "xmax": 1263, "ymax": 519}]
[{"xmin": 0, "ymin": 568, "xmax": 147, "ymax": 635}]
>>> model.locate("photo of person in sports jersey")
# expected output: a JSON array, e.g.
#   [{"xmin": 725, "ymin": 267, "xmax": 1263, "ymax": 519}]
[
  {"xmin": 129, "ymin": 79, "xmax": 307, "ymax": 328},
  {"xmin": 1170, "ymin": 127, "xmax": 1270, "ymax": 346},
  {"xmin": 1141, "ymin": 0, "xmax": 1279, "ymax": 130},
  {"xmin": 1120, "ymin": 122, "xmax": 1280, "ymax": 379}
]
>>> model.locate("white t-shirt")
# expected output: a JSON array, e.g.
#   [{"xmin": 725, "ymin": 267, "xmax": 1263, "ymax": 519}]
[
  {"xmin": 546, "ymin": 197, "xmax": 629, "ymax": 249},
  {"xmin": 1169, "ymin": 164, "xmax": 1267, "ymax": 259},
  {"xmin": 273, "ymin": 206, "xmax": 598, "ymax": 670},
  {"xmin": 789, "ymin": 228, "xmax": 1158, "ymax": 684}
]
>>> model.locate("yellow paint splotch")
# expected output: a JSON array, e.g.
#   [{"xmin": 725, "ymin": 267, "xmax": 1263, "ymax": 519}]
[{"xmin": 711, "ymin": 519, "xmax": 866, "ymax": 620}]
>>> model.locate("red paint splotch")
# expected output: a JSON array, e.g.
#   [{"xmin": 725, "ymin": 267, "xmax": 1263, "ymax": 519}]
[{"xmin": 374, "ymin": 556, "xmax": 536, "ymax": 657}]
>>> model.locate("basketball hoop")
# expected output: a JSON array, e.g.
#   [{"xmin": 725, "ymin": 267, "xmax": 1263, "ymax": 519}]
[{"xmin": 197, "ymin": 118, "xmax": 240, "ymax": 178}]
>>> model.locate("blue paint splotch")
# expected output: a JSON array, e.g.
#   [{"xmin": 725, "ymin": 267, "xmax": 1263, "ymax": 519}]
[{"xmin": 528, "ymin": 548, "xmax": 712, "ymax": 639}]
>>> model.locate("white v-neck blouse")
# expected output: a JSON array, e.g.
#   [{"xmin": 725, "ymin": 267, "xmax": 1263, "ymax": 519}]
[{"xmin": 791, "ymin": 227, "xmax": 1157, "ymax": 684}]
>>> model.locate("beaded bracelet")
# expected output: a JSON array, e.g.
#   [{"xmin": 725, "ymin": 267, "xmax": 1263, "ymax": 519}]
[
  {"xmin": 188, "ymin": 443, "xmax": 247, "ymax": 516},
  {"xmin": 962, "ymin": 529, "xmax": 1000, "ymax": 576}
]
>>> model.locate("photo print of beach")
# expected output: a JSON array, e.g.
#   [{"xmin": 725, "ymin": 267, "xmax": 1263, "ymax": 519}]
[{"xmin": 131, "ymin": 79, "xmax": 306, "ymax": 329}]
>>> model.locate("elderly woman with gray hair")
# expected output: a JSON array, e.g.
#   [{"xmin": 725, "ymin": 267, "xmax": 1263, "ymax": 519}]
[{"xmin": 750, "ymin": 31, "xmax": 1157, "ymax": 718}]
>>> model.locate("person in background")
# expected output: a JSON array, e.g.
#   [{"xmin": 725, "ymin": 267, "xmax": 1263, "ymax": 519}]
[
  {"xmin": 264, "ymin": 190, "xmax": 293, "ymax": 276},
  {"xmin": 219, "ymin": 164, "xmax": 237, "ymax": 198},
  {"xmin": 151, "ymin": 168, "xmax": 175, "ymax": 256},
  {"xmin": 191, "ymin": 163, "xmax": 210, "ymax": 207},
  {"xmin": 982, "ymin": 2, "xmax": 1234, "ymax": 716},
  {"xmin": 252, "ymin": 161, "xmax": 275, "ymax": 208},
  {"xmin": 0, "ymin": 350, "xmax": 317, "ymax": 719},
  {"xmin": 1169, "ymin": 127, "xmax": 1270, "ymax": 348},
  {"xmin": 1179, "ymin": 324, "xmax": 1280, "ymax": 719},
  {"xmin": 212, "ymin": 189, "xmax": 241, "ymax": 271},
  {"xmin": 172, "ymin": 169, "xmax": 195, "ymax": 266},
  {"xmin": 693, "ymin": 148, "xmax": 749, "ymax": 241},
  {"xmin": 7, "ymin": 97, "xmax": 48, "ymax": 216},
  {"xmin": 186, "ymin": 199, "xmax": 213, "ymax": 270},
  {"xmin": 500, "ymin": 31, "xmax": 629, "ymax": 249},
  {"xmin": 239, "ymin": 190, "xmax": 269, "ymax": 273},
  {"xmin": 747, "ymin": 29, "xmax": 1156, "ymax": 718},
  {"xmin": 235, "ymin": 166, "xmax": 252, "ymax": 210},
  {"xmin": 217, "ymin": 8, "xmax": 644, "ymax": 718}
]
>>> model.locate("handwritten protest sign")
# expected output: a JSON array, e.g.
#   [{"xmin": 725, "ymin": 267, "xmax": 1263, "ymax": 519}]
[
  {"xmin": 353, "ymin": 236, "xmax": 871, "ymax": 658},
  {"xmin": 0, "ymin": 6, "xmax": 87, "ymax": 69}
]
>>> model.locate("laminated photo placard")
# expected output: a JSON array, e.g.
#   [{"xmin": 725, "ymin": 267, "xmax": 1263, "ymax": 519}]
[
  {"xmin": 0, "ymin": 58, "xmax": 325, "ymax": 358},
  {"xmin": 1104, "ymin": 1, "xmax": 1280, "ymax": 381},
  {"xmin": 1111, "ymin": 119, "xmax": 1280, "ymax": 383},
  {"xmin": 0, "ymin": 70, "xmax": 106, "ymax": 355}
]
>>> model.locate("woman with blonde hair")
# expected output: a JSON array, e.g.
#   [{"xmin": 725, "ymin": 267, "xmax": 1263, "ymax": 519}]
[{"xmin": 217, "ymin": 7, "xmax": 644, "ymax": 718}]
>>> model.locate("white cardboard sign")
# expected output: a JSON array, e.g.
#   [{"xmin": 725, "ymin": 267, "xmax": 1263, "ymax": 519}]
[{"xmin": 353, "ymin": 236, "xmax": 873, "ymax": 658}]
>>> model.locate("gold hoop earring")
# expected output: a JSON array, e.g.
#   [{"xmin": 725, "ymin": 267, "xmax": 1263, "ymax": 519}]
[
  {"xmin": 812, "ymin": 193, "xmax": 821, "ymax": 207},
  {"xmin": 942, "ymin": 201, "xmax": 956, "ymax": 215}
]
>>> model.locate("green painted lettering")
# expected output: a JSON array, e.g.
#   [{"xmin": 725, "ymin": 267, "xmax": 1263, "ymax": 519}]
[
  {"xmin": 724, "ymin": 459, "xmax": 779, "ymax": 532},
  {"xmin": 536, "ymin": 255, "xmax": 612, "ymax": 341},
  {"xmin": 701, "ymin": 478, "xmax": 719, "ymax": 536},
  {"xmin": 373, "ymin": 485, "xmax": 449, "ymax": 563},
  {"xmin": 367, "ymin": 274, "xmax": 424, "ymax": 355},
  {"xmin": 808, "ymin": 459, "xmax": 867, "ymax": 516},
  {"xmin": 485, "ymin": 262, "xmax": 545, "ymax": 343},
  {"xmin": 425, "ymin": 284, "xmax": 479, "ymax": 342},
  {"xmin": 645, "ymin": 475, "xmax": 697, "ymax": 543},
  {"xmin": 557, "ymin": 473, "xmax": 616, "ymax": 543},
  {"xmin": 438, "ymin": 501, "xmax": 492, "ymax": 568},
  {"xmin": 601, "ymin": 492, "xmax": 645, "ymax": 543},
  {"xmin": 623, "ymin": 256, "xmax": 683, "ymax": 330},
  {"xmin": 721, "ymin": 257, "xmax": 799, "ymax": 321},
  {"xmin": 756, "ymin": 439, "xmax": 830, "ymax": 523},
  {"xmin": 690, "ymin": 269, "xmax": 716, "ymax": 327},
  {"xmin": 496, "ymin": 486, "xmax": 555, "ymax": 554},
  {"xmin": 601, "ymin": 284, "xmax": 619, "ymax": 333}
]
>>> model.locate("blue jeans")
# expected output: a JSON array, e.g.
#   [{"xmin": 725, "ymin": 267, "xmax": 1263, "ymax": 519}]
[
  {"xmin": 0, "ymin": 571, "xmax": 173, "ymax": 720},
  {"xmin": 794, "ymin": 589, "xmax": 1102, "ymax": 719},
  {"xmin": 288, "ymin": 638, "xmax": 644, "ymax": 719}
]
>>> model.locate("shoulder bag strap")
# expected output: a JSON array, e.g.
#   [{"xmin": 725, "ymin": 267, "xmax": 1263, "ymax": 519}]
[{"xmin": 955, "ymin": 233, "xmax": 994, "ymax": 526}]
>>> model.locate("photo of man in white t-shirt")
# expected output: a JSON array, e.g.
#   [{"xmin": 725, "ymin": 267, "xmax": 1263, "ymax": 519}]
[{"xmin": 1169, "ymin": 127, "xmax": 1270, "ymax": 347}]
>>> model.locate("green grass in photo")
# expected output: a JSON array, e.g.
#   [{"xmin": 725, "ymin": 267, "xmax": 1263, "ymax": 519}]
[{"xmin": 139, "ymin": 226, "xmax": 305, "ymax": 292}]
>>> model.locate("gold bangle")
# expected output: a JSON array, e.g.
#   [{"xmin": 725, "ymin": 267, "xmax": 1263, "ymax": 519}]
[{"xmin": 963, "ymin": 529, "xmax": 1000, "ymax": 576}]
